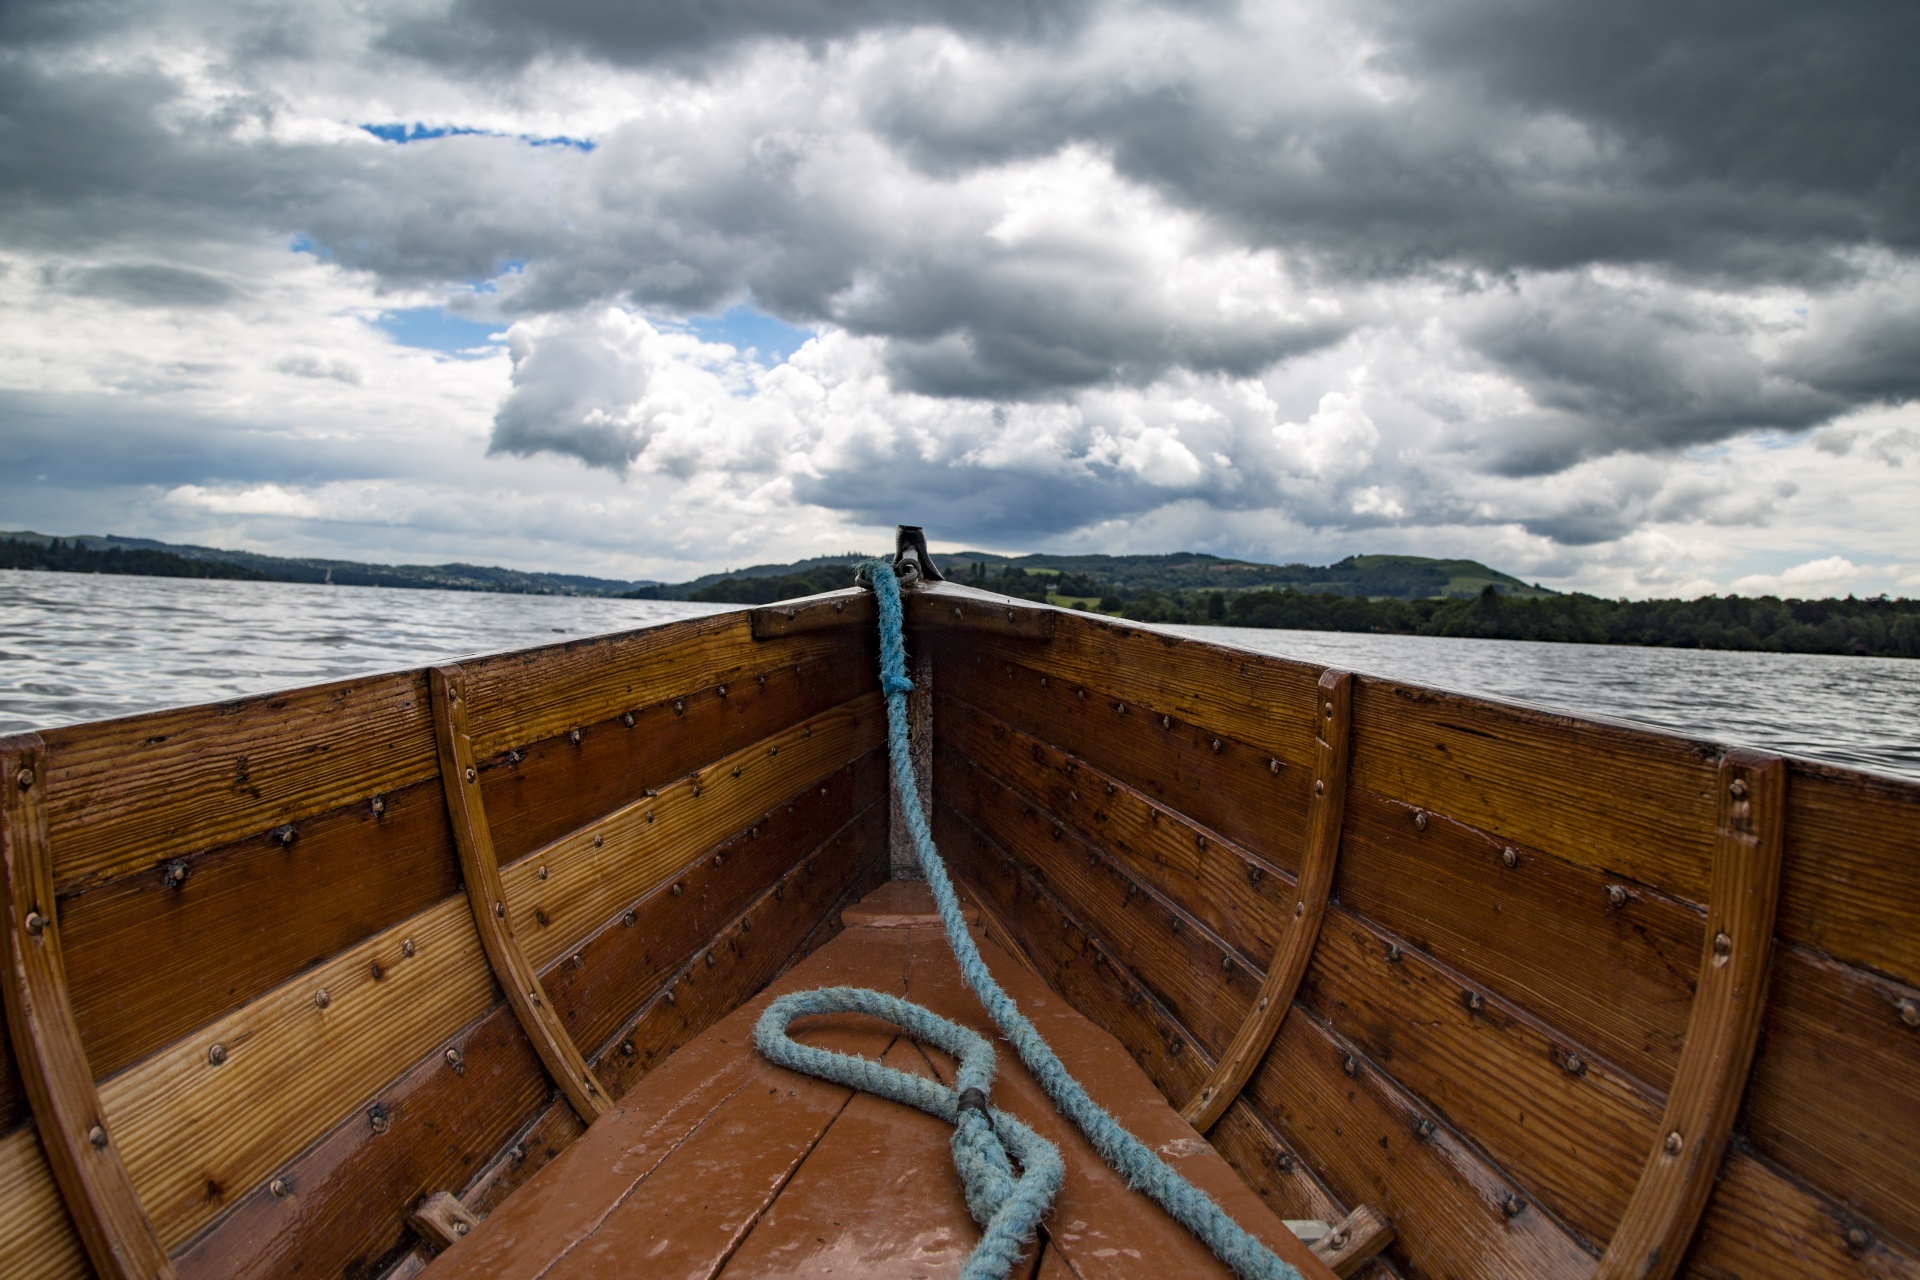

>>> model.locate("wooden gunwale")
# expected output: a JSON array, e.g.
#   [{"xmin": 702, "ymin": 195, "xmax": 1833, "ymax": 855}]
[
  {"xmin": 0, "ymin": 732, "xmax": 175, "ymax": 1279},
  {"xmin": 37, "ymin": 611, "xmax": 858, "ymax": 894},
  {"xmin": 1597, "ymin": 749, "xmax": 1786, "ymax": 1279},
  {"xmin": 1184, "ymin": 668, "xmax": 1352, "ymax": 1131},
  {"xmin": 430, "ymin": 664, "xmax": 609, "ymax": 1125}
]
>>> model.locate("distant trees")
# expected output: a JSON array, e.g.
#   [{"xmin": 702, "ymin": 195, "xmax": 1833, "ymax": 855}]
[{"xmin": 0, "ymin": 538, "xmax": 267, "ymax": 580}]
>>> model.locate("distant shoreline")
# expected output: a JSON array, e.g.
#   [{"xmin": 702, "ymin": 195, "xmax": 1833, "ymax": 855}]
[{"xmin": 5, "ymin": 544, "xmax": 1913, "ymax": 660}]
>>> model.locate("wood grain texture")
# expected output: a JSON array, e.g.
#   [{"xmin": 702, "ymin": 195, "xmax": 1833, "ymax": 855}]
[
  {"xmin": 173, "ymin": 800, "xmax": 884, "ymax": 1280},
  {"xmin": 1185, "ymin": 669, "xmax": 1351, "ymax": 1131},
  {"xmin": 64, "ymin": 774, "xmax": 458, "ymax": 1084},
  {"xmin": 481, "ymin": 649, "xmax": 872, "ymax": 863},
  {"xmin": 499, "ymin": 693, "xmax": 883, "ymax": 976},
  {"xmin": 1599, "ymin": 750, "xmax": 1786, "ymax": 1280},
  {"xmin": 35, "ymin": 613, "xmax": 852, "ymax": 895},
  {"xmin": 1683, "ymin": 1145, "xmax": 1920, "ymax": 1280},
  {"xmin": 935, "ymin": 611, "xmax": 1326, "ymax": 785},
  {"xmin": 936, "ymin": 692, "xmax": 1297, "ymax": 968},
  {"xmin": 0, "ymin": 733, "xmax": 175, "ymax": 1279},
  {"xmin": 1742, "ymin": 943, "xmax": 1920, "ymax": 1256},
  {"xmin": 934, "ymin": 638, "xmax": 1316, "ymax": 878},
  {"xmin": 1336, "ymin": 784, "xmax": 1703, "ymax": 1095},
  {"xmin": 1297, "ymin": 907, "xmax": 1660, "ymax": 1250},
  {"xmin": 0, "ymin": 1122, "xmax": 90, "ymax": 1280},
  {"xmin": 1349, "ymin": 675, "xmax": 1721, "ymax": 905},
  {"xmin": 98, "ymin": 692, "xmax": 882, "ymax": 1255},
  {"xmin": 1778, "ymin": 758, "xmax": 1920, "ymax": 989},
  {"xmin": 591, "ymin": 803, "xmax": 888, "ymax": 1102},
  {"xmin": 747, "ymin": 587, "xmax": 874, "ymax": 638},
  {"xmin": 539, "ymin": 751, "xmax": 887, "ymax": 1059},
  {"xmin": 938, "ymin": 744, "xmax": 1258, "ymax": 1058},
  {"xmin": 40, "ymin": 669, "xmax": 436, "ymax": 894},
  {"xmin": 458, "ymin": 612, "xmax": 862, "ymax": 761},
  {"xmin": 938, "ymin": 801, "xmax": 1595, "ymax": 1279},
  {"xmin": 431, "ymin": 666, "xmax": 608, "ymax": 1125},
  {"xmin": 904, "ymin": 580, "xmax": 1058, "ymax": 641}
]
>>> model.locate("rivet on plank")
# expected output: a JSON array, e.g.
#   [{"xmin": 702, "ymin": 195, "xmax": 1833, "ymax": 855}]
[
  {"xmin": 430, "ymin": 665, "xmax": 611, "ymax": 1126},
  {"xmin": 1181, "ymin": 668, "xmax": 1354, "ymax": 1133},
  {"xmin": 1596, "ymin": 749, "xmax": 1785, "ymax": 1280}
]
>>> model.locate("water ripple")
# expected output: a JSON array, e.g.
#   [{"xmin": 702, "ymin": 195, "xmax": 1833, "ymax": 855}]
[{"xmin": 2, "ymin": 571, "xmax": 1914, "ymax": 782}]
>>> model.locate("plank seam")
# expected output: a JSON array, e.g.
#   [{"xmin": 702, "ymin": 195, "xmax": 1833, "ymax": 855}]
[
  {"xmin": 0, "ymin": 732, "xmax": 178, "ymax": 1280},
  {"xmin": 1595, "ymin": 747, "xmax": 1787, "ymax": 1280},
  {"xmin": 429, "ymin": 667, "xmax": 611, "ymax": 1126},
  {"xmin": 1184, "ymin": 669, "xmax": 1353, "ymax": 1131}
]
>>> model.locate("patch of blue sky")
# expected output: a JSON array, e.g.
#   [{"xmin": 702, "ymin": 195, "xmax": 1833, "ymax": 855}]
[
  {"xmin": 361, "ymin": 123, "xmax": 595, "ymax": 152},
  {"xmin": 375, "ymin": 307, "xmax": 503, "ymax": 356},
  {"xmin": 288, "ymin": 233, "xmax": 331, "ymax": 260},
  {"xmin": 684, "ymin": 305, "xmax": 814, "ymax": 366}
]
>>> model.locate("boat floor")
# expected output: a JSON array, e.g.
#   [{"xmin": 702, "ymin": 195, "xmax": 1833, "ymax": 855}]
[{"xmin": 419, "ymin": 881, "xmax": 1335, "ymax": 1279}]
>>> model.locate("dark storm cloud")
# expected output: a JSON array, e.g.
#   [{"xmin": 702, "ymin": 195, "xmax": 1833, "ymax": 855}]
[
  {"xmin": 2, "ymin": 0, "xmax": 1915, "ymax": 555},
  {"xmin": 379, "ymin": 0, "xmax": 1165, "ymax": 72},
  {"xmin": 866, "ymin": 0, "xmax": 1918, "ymax": 280}
]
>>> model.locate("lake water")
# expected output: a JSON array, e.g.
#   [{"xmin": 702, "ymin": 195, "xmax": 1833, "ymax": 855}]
[{"xmin": 3, "ymin": 570, "xmax": 1916, "ymax": 781}]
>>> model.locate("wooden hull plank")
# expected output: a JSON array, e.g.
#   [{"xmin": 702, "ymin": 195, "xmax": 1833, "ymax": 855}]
[
  {"xmin": 1744, "ymin": 943, "xmax": 1920, "ymax": 1256},
  {"xmin": 0, "ymin": 1122, "xmax": 91, "ymax": 1280},
  {"xmin": 1298, "ymin": 906, "xmax": 1659, "ymax": 1248},
  {"xmin": 1598, "ymin": 750, "xmax": 1786, "ymax": 1280},
  {"xmin": 483, "ymin": 650, "xmax": 872, "ymax": 863},
  {"xmin": 431, "ymin": 665, "xmax": 609, "ymax": 1125},
  {"xmin": 63, "ymin": 772, "xmax": 459, "ymax": 1085},
  {"xmin": 503, "ymin": 692, "xmax": 885, "ymax": 975},
  {"xmin": 935, "ymin": 638, "xmax": 1316, "ymax": 877},
  {"xmin": 1336, "ymin": 784, "xmax": 1703, "ymax": 1095},
  {"xmin": 938, "ymin": 690, "xmax": 1298, "ymax": 967},
  {"xmin": 939, "ymin": 744, "xmax": 1258, "ymax": 1057},
  {"xmin": 1185, "ymin": 669, "xmax": 1352, "ymax": 1131},
  {"xmin": 541, "ymin": 752, "xmax": 886, "ymax": 1058},
  {"xmin": 940, "ymin": 800, "xmax": 1595, "ymax": 1278},
  {"xmin": 1779, "ymin": 760, "xmax": 1920, "ymax": 991},
  {"xmin": 1684, "ymin": 1146, "xmax": 1920, "ymax": 1279},
  {"xmin": 172, "ymin": 800, "xmax": 884, "ymax": 1280},
  {"xmin": 460, "ymin": 615, "xmax": 859, "ymax": 761},
  {"xmin": 899, "ymin": 909, "xmax": 1333, "ymax": 1280},
  {"xmin": 0, "ymin": 733, "xmax": 176, "ymax": 1279}
]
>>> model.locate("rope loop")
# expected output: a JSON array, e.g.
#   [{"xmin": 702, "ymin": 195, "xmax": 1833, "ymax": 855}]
[{"xmin": 756, "ymin": 560, "xmax": 1304, "ymax": 1280}]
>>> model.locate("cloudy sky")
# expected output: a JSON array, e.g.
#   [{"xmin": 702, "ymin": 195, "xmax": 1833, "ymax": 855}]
[{"xmin": 1, "ymin": 0, "xmax": 1915, "ymax": 594}]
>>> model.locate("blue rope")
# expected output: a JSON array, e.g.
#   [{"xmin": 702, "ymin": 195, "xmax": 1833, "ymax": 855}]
[{"xmin": 755, "ymin": 561, "xmax": 1303, "ymax": 1280}]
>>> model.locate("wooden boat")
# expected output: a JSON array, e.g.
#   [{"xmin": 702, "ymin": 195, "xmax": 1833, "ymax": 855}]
[{"xmin": 1, "ymin": 531, "xmax": 1915, "ymax": 1279}]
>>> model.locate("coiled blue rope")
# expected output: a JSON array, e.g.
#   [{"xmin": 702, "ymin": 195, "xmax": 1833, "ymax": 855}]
[{"xmin": 754, "ymin": 560, "xmax": 1303, "ymax": 1280}]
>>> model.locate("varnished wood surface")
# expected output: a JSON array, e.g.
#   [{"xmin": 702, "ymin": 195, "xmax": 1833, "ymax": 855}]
[
  {"xmin": 87, "ymin": 696, "xmax": 881, "ymax": 1256},
  {"xmin": 174, "ymin": 801, "xmax": 885, "ymax": 1280},
  {"xmin": 0, "ymin": 733, "xmax": 176, "ymax": 1279},
  {"xmin": 0, "ymin": 1121, "xmax": 89, "ymax": 1280},
  {"xmin": 421, "ymin": 885, "xmax": 1334, "ymax": 1280},
  {"xmin": 936, "ymin": 801, "xmax": 1596, "ymax": 1278},
  {"xmin": 1599, "ymin": 751, "xmax": 1786, "ymax": 1280},
  {"xmin": 431, "ymin": 665, "xmax": 609, "ymax": 1124},
  {"xmin": 1185, "ymin": 669, "xmax": 1351, "ymax": 1131}
]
